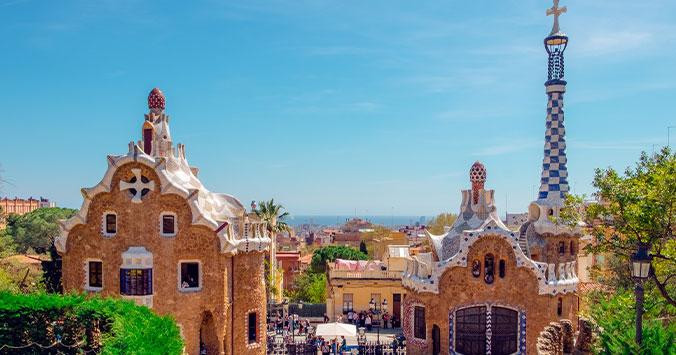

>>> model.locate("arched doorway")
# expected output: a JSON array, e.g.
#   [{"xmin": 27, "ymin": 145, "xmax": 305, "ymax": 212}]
[
  {"xmin": 432, "ymin": 324, "xmax": 441, "ymax": 355},
  {"xmin": 199, "ymin": 311, "xmax": 219, "ymax": 354},
  {"xmin": 452, "ymin": 306, "xmax": 519, "ymax": 355}
]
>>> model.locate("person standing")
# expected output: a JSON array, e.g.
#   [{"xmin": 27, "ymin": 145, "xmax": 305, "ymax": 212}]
[{"xmin": 365, "ymin": 314, "xmax": 372, "ymax": 331}]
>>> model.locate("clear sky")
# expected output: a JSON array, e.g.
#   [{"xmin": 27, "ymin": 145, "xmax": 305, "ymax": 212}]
[{"xmin": 1, "ymin": 0, "xmax": 674, "ymax": 216}]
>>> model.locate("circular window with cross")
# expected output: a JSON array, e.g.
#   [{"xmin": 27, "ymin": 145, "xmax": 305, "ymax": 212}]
[{"xmin": 120, "ymin": 168, "xmax": 155, "ymax": 203}]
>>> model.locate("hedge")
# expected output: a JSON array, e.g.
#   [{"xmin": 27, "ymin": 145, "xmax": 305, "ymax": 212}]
[{"xmin": 0, "ymin": 292, "xmax": 183, "ymax": 354}]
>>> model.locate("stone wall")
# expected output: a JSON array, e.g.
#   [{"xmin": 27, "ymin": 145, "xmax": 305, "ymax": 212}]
[
  {"xmin": 61, "ymin": 163, "xmax": 266, "ymax": 355},
  {"xmin": 404, "ymin": 235, "xmax": 578, "ymax": 354}
]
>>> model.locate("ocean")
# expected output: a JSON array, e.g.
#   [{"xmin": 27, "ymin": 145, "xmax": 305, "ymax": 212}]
[{"xmin": 286, "ymin": 215, "xmax": 430, "ymax": 228}]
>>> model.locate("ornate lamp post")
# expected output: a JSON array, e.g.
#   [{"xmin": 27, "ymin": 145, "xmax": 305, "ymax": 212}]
[{"xmin": 631, "ymin": 244, "xmax": 652, "ymax": 347}]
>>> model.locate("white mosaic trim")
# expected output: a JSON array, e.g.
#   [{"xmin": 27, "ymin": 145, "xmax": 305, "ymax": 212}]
[
  {"xmin": 402, "ymin": 219, "xmax": 578, "ymax": 295},
  {"xmin": 55, "ymin": 142, "xmax": 271, "ymax": 254}
]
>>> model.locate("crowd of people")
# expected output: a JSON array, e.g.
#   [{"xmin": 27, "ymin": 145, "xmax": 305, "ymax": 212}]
[{"xmin": 340, "ymin": 310, "xmax": 399, "ymax": 330}]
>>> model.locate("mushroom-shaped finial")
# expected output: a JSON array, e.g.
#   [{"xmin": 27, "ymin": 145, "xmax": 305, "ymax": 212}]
[
  {"xmin": 148, "ymin": 88, "xmax": 165, "ymax": 112},
  {"xmin": 470, "ymin": 161, "xmax": 486, "ymax": 204}
]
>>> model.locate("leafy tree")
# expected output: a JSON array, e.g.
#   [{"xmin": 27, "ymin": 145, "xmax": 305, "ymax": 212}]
[
  {"xmin": 286, "ymin": 271, "xmax": 327, "ymax": 304},
  {"xmin": 561, "ymin": 148, "xmax": 675, "ymax": 306},
  {"xmin": 3, "ymin": 207, "xmax": 77, "ymax": 254},
  {"xmin": 310, "ymin": 245, "xmax": 368, "ymax": 273},
  {"xmin": 584, "ymin": 289, "xmax": 675, "ymax": 354},
  {"xmin": 426, "ymin": 212, "xmax": 458, "ymax": 234}
]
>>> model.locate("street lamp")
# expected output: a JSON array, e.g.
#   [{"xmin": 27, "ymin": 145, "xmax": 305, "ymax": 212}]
[
  {"xmin": 631, "ymin": 244, "xmax": 652, "ymax": 347},
  {"xmin": 369, "ymin": 298, "xmax": 375, "ymax": 311}
]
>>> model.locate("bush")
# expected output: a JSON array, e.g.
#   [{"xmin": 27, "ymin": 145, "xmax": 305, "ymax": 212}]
[
  {"xmin": 0, "ymin": 292, "xmax": 183, "ymax": 354},
  {"xmin": 586, "ymin": 289, "xmax": 675, "ymax": 354}
]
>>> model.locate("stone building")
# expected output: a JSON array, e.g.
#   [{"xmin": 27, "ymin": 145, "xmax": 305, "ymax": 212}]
[
  {"xmin": 401, "ymin": 3, "xmax": 580, "ymax": 354},
  {"xmin": 55, "ymin": 88, "xmax": 271, "ymax": 355}
]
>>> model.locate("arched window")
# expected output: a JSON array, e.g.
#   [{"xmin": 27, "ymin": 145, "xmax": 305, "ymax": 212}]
[
  {"xmin": 570, "ymin": 241, "xmax": 575, "ymax": 255},
  {"xmin": 472, "ymin": 260, "xmax": 481, "ymax": 278},
  {"xmin": 558, "ymin": 241, "xmax": 565, "ymax": 255},
  {"xmin": 499, "ymin": 260, "xmax": 506, "ymax": 278},
  {"xmin": 557, "ymin": 298, "xmax": 563, "ymax": 316},
  {"xmin": 484, "ymin": 254, "xmax": 494, "ymax": 284}
]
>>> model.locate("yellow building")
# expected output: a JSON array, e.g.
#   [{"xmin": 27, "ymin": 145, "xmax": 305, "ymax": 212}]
[{"xmin": 326, "ymin": 245, "xmax": 410, "ymax": 326}]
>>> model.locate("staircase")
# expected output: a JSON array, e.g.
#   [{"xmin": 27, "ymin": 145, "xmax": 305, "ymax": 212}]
[{"xmin": 518, "ymin": 232, "xmax": 530, "ymax": 258}]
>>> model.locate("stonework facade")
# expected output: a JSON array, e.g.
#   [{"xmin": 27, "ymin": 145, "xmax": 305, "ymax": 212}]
[
  {"xmin": 57, "ymin": 88, "xmax": 270, "ymax": 355},
  {"xmin": 401, "ymin": 4, "xmax": 580, "ymax": 354}
]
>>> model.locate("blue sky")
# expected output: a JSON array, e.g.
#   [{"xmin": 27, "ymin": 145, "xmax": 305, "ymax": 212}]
[{"xmin": 1, "ymin": 0, "xmax": 674, "ymax": 216}]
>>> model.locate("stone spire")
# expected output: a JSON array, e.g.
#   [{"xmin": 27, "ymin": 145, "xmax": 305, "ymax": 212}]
[{"xmin": 538, "ymin": 1, "xmax": 570, "ymax": 206}]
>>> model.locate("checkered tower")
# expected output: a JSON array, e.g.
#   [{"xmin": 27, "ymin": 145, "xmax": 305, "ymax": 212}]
[{"xmin": 537, "ymin": 5, "xmax": 569, "ymax": 205}]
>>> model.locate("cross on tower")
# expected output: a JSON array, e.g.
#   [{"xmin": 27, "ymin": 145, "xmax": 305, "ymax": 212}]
[
  {"xmin": 120, "ymin": 168, "xmax": 155, "ymax": 203},
  {"xmin": 546, "ymin": 0, "xmax": 567, "ymax": 35}
]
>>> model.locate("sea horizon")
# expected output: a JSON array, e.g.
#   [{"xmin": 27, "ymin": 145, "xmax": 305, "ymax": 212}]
[{"xmin": 286, "ymin": 215, "xmax": 430, "ymax": 228}]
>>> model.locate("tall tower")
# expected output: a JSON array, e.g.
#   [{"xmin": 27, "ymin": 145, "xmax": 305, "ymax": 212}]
[{"xmin": 538, "ymin": 0, "xmax": 569, "ymax": 206}]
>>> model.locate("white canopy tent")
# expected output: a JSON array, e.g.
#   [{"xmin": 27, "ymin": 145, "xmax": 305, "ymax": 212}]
[{"xmin": 314, "ymin": 322, "xmax": 357, "ymax": 337}]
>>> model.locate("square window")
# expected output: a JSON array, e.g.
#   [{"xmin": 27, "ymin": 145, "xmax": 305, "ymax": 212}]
[
  {"xmin": 88, "ymin": 261, "xmax": 102, "ymax": 289},
  {"xmin": 180, "ymin": 262, "xmax": 200, "ymax": 290},
  {"xmin": 162, "ymin": 214, "xmax": 175, "ymax": 235},
  {"xmin": 105, "ymin": 214, "xmax": 116, "ymax": 234},
  {"xmin": 248, "ymin": 312, "xmax": 257, "ymax": 343}
]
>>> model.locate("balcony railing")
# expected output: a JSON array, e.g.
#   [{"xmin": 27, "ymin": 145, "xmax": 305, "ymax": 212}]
[{"xmin": 328, "ymin": 269, "xmax": 403, "ymax": 280}]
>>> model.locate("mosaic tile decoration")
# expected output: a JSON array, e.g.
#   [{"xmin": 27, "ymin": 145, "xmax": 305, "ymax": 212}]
[{"xmin": 538, "ymin": 87, "xmax": 569, "ymax": 201}]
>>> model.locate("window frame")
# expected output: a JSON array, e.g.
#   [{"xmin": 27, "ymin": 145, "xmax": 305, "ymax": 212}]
[
  {"xmin": 178, "ymin": 260, "xmax": 202, "ymax": 292},
  {"xmin": 160, "ymin": 212, "xmax": 177, "ymax": 237},
  {"xmin": 558, "ymin": 241, "xmax": 566, "ymax": 255},
  {"xmin": 247, "ymin": 311, "xmax": 258, "ymax": 344},
  {"xmin": 484, "ymin": 254, "xmax": 495, "ymax": 284},
  {"xmin": 85, "ymin": 259, "xmax": 103, "ymax": 291},
  {"xmin": 557, "ymin": 297, "xmax": 563, "ymax": 316},
  {"xmin": 120, "ymin": 268, "xmax": 153, "ymax": 296},
  {"xmin": 498, "ymin": 259, "xmax": 506, "ymax": 279},
  {"xmin": 102, "ymin": 212, "xmax": 117, "ymax": 237},
  {"xmin": 413, "ymin": 306, "xmax": 426, "ymax": 340},
  {"xmin": 342, "ymin": 293, "xmax": 354, "ymax": 314}
]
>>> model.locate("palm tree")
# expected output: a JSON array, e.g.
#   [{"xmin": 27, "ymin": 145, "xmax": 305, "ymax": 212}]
[{"xmin": 254, "ymin": 199, "xmax": 290, "ymax": 302}]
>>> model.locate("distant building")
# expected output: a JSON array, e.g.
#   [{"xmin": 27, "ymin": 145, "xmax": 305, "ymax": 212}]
[
  {"xmin": 0, "ymin": 197, "xmax": 55, "ymax": 228},
  {"xmin": 326, "ymin": 245, "xmax": 411, "ymax": 325},
  {"xmin": 0, "ymin": 196, "xmax": 55, "ymax": 215},
  {"xmin": 276, "ymin": 251, "xmax": 301, "ymax": 292}
]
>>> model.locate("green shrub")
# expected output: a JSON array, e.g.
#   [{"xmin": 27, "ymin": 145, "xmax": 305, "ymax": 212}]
[
  {"xmin": 0, "ymin": 292, "xmax": 183, "ymax": 354},
  {"xmin": 586, "ymin": 289, "xmax": 675, "ymax": 354}
]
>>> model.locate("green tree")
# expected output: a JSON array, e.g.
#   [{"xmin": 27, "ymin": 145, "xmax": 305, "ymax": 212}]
[
  {"xmin": 561, "ymin": 148, "xmax": 675, "ymax": 306},
  {"xmin": 426, "ymin": 212, "xmax": 458, "ymax": 235},
  {"xmin": 253, "ymin": 199, "xmax": 290, "ymax": 302},
  {"xmin": 584, "ymin": 289, "xmax": 675, "ymax": 354},
  {"xmin": 310, "ymin": 245, "xmax": 368, "ymax": 273},
  {"xmin": 253, "ymin": 199, "xmax": 290, "ymax": 235},
  {"xmin": 286, "ymin": 271, "xmax": 327, "ymax": 304},
  {"xmin": 3, "ymin": 207, "xmax": 77, "ymax": 254}
]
